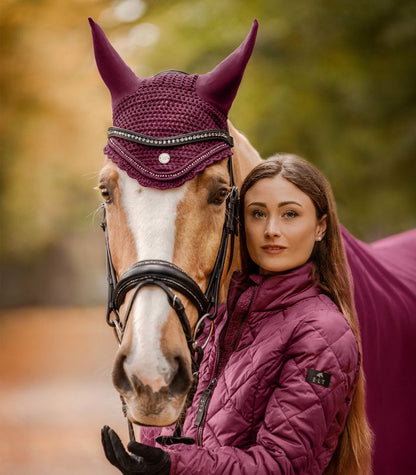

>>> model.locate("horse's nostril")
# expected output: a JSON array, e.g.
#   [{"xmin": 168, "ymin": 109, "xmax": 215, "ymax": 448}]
[
  {"xmin": 169, "ymin": 357, "xmax": 193, "ymax": 396},
  {"xmin": 131, "ymin": 374, "xmax": 145, "ymax": 395},
  {"xmin": 112, "ymin": 353, "xmax": 133, "ymax": 394}
]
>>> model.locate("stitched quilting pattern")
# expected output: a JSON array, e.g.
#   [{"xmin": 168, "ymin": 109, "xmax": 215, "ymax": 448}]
[{"xmin": 141, "ymin": 264, "xmax": 360, "ymax": 474}]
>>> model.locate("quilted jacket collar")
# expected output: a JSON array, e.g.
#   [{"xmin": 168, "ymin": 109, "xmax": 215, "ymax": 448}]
[{"xmin": 229, "ymin": 262, "xmax": 321, "ymax": 313}]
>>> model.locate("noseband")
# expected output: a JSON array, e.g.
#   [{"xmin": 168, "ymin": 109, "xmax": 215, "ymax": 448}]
[{"xmin": 100, "ymin": 129, "xmax": 238, "ymax": 442}]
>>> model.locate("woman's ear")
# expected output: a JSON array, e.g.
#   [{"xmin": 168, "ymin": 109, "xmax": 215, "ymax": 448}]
[{"xmin": 315, "ymin": 214, "xmax": 327, "ymax": 241}]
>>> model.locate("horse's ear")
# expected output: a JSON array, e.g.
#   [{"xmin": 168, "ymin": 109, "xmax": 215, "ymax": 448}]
[
  {"xmin": 196, "ymin": 20, "xmax": 258, "ymax": 115},
  {"xmin": 89, "ymin": 18, "xmax": 139, "ymax": 106}
]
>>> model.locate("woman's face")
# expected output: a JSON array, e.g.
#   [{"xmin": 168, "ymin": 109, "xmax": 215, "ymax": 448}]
[{"xmin": 244, "ymin": 174, "xmax": 327, "ymax": 274}]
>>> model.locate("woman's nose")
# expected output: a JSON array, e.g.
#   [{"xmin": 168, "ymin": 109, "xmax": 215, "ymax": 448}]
[{"xmin": 264, "ymin": 218, "xmax": 281, "ymax": 237}]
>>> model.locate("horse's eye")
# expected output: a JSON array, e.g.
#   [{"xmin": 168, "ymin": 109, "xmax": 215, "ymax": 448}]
[
  {"xmin": 210, "ymin": 188, "xmax": 229, "ymax": 206},
  {"xmin": 97, "ymin": 186, "xmax": 112, "ymax": 203}
]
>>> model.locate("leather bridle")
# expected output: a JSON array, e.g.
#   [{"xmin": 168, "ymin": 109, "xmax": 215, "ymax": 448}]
[{"xmin": 99, "ymin": 127, "xmax": 239, "ymax": 442}]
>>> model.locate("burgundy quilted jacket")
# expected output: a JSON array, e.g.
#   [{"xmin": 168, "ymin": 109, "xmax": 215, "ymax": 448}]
[{"xmin": 141, "ymin": 263, "xmax": 360, "ymax": 474}]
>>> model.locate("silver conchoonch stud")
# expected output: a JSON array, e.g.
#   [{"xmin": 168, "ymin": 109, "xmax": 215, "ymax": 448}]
[{"xmin": 158, "ymin": 152, "xmax": 171, "ymax": 164}]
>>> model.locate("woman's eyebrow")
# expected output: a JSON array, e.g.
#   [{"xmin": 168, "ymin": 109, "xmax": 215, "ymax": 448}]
[
  {"xmin": 278, "ymin": 200, "xmax": 302, "ymax": 208},
  {"xmin": 247, "ymin": 200, "xmax": 303, "ymax": 208}
]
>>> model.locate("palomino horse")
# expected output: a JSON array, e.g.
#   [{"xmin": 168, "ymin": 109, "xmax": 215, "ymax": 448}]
[{"xmin": 90, "ymin": 19, "xmax": 416, "ymax": 475}]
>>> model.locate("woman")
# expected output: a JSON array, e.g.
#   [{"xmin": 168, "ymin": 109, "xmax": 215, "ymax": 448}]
[{"xmin": 102, "ymin": 154, "xmax": 373, "ymax": 474}]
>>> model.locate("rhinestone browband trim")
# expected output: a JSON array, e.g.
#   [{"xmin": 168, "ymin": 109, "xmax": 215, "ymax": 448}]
[{"xmin": 108, "ymin": 126, "xmax": 234, "ymax": 148}]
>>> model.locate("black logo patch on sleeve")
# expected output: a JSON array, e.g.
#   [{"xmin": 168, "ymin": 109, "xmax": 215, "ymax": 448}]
[{"xmin": 306, "ymin": 368, "xmax": 331, "ymax": 388}]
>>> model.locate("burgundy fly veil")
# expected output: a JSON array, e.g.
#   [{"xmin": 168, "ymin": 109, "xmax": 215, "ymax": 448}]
[{"xmin": 89, "ymin": 18, "xmax": 258, "ymax": 189}]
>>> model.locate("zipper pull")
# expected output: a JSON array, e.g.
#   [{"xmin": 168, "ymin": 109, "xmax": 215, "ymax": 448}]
[{"xmin": 194, "ymin": 378, "xmax": 217, "ymax": 427}]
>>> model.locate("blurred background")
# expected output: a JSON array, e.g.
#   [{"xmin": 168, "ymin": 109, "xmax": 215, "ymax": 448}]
[{"xmin": 0, "ymin": 0, "xmax": 415, "ymax": 473}]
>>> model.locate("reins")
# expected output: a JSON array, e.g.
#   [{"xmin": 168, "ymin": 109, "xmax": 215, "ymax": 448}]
[{"xmin": 100, "ymin": 147, "xmax": 239, "ymax": 444}]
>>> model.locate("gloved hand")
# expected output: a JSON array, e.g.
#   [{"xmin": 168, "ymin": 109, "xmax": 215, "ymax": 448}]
[{"xmin": 101, "ymin": 425, "xmax": 171, "ymax": 475}]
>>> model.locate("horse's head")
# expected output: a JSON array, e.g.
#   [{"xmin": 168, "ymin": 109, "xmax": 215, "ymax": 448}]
[{"xmin": 91, "ymin": 18, "xmax": 260, "ymax": 426}]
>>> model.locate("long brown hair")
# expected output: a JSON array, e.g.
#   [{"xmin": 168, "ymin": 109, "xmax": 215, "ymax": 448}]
[{"xmin": 239, "ymin": 154, "xmax": 373, "ymax": 474}]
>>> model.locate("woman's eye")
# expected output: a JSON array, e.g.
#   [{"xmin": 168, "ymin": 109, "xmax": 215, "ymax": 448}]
[
  {"xmin": 283, "ymin": 209, "xmax": 298, "ymax": 219},
  {"xmin": 252, "ymin": 209, "xmax": 266, "ymax": 219}
]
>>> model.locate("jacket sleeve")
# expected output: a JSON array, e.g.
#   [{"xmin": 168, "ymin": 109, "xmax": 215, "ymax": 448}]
[{"xmin": 166, "ymin": 313, "xmax": 360, "ymax": 474}]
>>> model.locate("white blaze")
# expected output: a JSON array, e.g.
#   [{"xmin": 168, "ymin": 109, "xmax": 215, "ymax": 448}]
[{"xmin": 118, "ymin": 169, "xmax": 187, "ymax": 390}]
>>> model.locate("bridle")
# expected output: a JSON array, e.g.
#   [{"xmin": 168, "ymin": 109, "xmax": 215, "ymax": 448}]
[{"xmin": 99, "ymin": 126, "xmax": 239, "ymax": 443}]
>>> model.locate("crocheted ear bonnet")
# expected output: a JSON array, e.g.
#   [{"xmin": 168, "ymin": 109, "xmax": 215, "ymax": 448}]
[{"xmin": 89, "ymin": 18, "xmax": 258, "ymax": 189}]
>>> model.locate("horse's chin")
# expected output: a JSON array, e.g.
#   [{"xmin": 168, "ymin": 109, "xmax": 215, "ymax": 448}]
[{"xmin": 125, "ymin": 395, "xmax": 186, "ymax": 427}]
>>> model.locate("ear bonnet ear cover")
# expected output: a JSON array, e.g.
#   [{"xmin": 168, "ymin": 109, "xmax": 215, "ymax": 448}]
[{"xmin": 90, "ymin": 18, "xmax": 258, "ymax": 189}]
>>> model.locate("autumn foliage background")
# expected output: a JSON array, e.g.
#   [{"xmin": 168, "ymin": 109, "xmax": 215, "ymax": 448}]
[
  {"xmin": 0, "ymin": 0, "xmax": 415, "ymax": 473},
  {"xmin": 1, "ymin": 0, "xmax": 415, "ymax": 307}
]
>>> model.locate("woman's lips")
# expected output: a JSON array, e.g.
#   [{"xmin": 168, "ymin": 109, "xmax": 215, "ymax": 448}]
[{"xmin": 261, "ymin": 245, "xmax": 287, "ymax": 254}]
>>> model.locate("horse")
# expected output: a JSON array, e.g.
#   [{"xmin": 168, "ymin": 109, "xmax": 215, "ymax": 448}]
[{"xmin": 90, "ymin": 19, "xmax": 416, "ymax": 475}]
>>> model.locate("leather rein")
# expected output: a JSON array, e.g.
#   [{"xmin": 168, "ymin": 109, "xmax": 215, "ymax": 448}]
[{"xmin": 99, "ymin": 126, "xmax": 239, "ymax": 442}]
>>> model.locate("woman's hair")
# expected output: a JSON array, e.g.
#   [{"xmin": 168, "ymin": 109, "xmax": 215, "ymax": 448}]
[{"xmin": 239, "ymin": 154, "xmax": 373, "ymax": 474}]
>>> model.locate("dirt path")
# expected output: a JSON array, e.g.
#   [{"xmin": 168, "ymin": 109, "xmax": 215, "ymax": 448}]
[{"xmin": 0, "ymin": 307, "xmax": 131, "ymax": 475}]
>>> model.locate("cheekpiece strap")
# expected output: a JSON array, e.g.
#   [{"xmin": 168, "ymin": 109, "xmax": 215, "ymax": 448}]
[{"xmin": 108, "ymin": 126, "xmax": 234, "ymax": 148}]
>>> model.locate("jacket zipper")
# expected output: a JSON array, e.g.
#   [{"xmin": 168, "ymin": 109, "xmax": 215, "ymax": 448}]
[
  {"xmin": 194, "ymin": 282, "xmax": 257, "ymax": 445},
  {"xmin": 195, "ymin": 317, "xmax": 227, "ymax": 445},
  {"xmin": 194, "ymin": 377, "xmax": 217, "ymax": 432},
  {"xmin": 194, "ymin": 285, "xmax": 234, "ymax": 445}
]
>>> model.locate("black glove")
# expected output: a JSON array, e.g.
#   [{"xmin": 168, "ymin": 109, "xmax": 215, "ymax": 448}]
[{"xmin": 101, "ymin": 425, "xmax": 171, "ymax": 475}]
